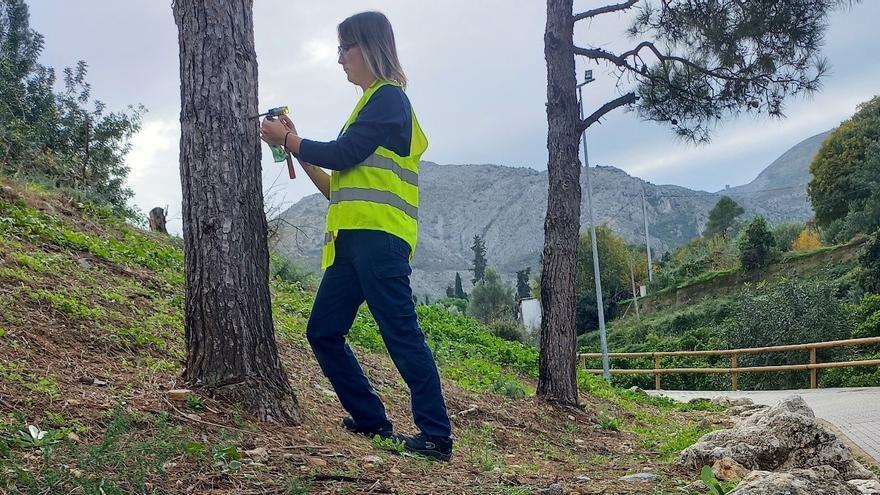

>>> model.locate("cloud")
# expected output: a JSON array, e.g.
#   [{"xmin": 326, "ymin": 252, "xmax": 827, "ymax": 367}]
[
  {"xmin": 27, "ymin": 0, "xmax": 880, "ymax": 215},
  {"xmin": 126, "ymin": 117, "xmax": 182, "ymax": 232}
]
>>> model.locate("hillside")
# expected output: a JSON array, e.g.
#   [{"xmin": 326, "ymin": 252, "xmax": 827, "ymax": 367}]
[
  {"xmin": 0, "ymin": 178, "xmax": 720, "ymax": 494},
  {"xmin": 275, "ymin": 131, "xmax": 830, "ymax": 297},
  {"xmin": 580, "ymin": 237, "xmax": 880, "ymax": 393}
]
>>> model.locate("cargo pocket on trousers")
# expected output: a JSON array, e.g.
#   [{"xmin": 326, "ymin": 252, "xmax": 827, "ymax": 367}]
[{"xmin": 371, "ymin": 260, "xmax": 414, "ymax": 317}]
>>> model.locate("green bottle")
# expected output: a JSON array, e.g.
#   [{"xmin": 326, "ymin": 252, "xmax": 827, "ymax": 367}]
[{"xmin": 269, "ymin": 143, "xmax": 287, "ymax": 163}]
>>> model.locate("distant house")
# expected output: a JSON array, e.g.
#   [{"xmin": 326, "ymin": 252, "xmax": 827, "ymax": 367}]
[{"xmin": 518, "ymin": 297, "xmax": 541, "ymax": 333}]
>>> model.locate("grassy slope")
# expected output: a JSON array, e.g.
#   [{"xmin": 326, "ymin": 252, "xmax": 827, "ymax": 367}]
[
  {"xmin": 581, "ymin": 238, "xmax": 879, "ymax": 391},
  {"xmin": 0, "ymin": 178, "xmax": 722, "ymax": 494}
]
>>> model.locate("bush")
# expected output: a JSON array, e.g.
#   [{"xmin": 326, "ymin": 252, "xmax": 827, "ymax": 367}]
[
  {"xmin": 434, "ymin": 297, "xmax": 469, "ymax": 315},
  {"xmin": 487, "ymin": 318, "xmax": 526, "ymax": 343},
  {"xmin": 737, "ymin": 216, "xmax": 776, "ymax": 270},
  {"xmin": 809, "ymin": 96, "xmax": 880, "ymax": 241},
  {"xmin": 269, "ymin": 255, "xmax": 317, "ymax": 289},
  {"xmin": 772, "ymin": 222, "xmax": 805, "ymax": 252},
  {"xmin": 858, "ymin": 230, "xmax": 880, "ymax": 294},
  {"xmin": 468, "ymin": 268, "xmax": 515, "ymax": 323},
  {"xmin": 724, "ymin": 280, "xmax": 852, "ymax": 389},
  {"xmin": 792, "ymin": 229, "xmax": 822, "ymax": 251}
]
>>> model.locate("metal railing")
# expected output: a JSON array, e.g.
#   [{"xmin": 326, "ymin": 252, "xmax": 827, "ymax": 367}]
[{"xmin": 579, "ymin": 336, "xmax": 880, "ymax": 390}]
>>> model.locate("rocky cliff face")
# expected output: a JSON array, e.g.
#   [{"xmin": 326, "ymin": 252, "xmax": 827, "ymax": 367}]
[{"xmin": 274, "ymin": 131, "xmax": 830, "ymax": 297}]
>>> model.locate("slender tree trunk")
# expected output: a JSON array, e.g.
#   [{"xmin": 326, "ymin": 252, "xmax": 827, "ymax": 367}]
[
  {"xmin": 538, "ymin": 0, "xmax": 581, "ymax": 406},
  {"xmin": 173, "ymin": 0, "xmax": 299, "ymax": 423}
]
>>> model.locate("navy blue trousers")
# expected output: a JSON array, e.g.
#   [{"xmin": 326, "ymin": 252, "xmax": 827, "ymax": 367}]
[{"xmin": 306, "ymin": 229, "xmax": 451, "ymax": 439}]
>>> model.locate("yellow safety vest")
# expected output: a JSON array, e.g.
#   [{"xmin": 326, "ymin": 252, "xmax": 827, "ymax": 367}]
[{"xmin": 321, "ymin": 80, "xmax": 428, "ymax": 269}]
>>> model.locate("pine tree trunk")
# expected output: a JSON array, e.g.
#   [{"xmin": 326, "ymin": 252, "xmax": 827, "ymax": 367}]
[
  {"xmin": 538, "ymin": 0, "xmax": 581, "ymax": 406},
  {"xmin": 173, "ymin": 0, "xmax": 299, "ymax": 424}
]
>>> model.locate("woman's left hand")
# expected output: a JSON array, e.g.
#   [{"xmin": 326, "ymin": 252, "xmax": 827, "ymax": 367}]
[{"xmin": 260, "ymin": 118, "xmax": 291, "ymax": 146}]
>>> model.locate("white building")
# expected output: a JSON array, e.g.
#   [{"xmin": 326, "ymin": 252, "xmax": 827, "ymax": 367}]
[{"xmin": 518, "ymin": 297, "xmax": 542, "ymax": 333}]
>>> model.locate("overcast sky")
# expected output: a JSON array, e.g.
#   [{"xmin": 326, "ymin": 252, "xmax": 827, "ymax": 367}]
[{"xmin": 28, "ymin": 1, "xmax": 880, "ymax": 234}]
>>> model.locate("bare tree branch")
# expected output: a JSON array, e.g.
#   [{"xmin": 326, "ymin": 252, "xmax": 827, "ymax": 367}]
[
  {"xmin": 581, "ymin": 92, "xmax": 638, "ymax": 131},
  {"xmin": 573, "ymin": 0, "xmax": 640, "ymax": 23}
]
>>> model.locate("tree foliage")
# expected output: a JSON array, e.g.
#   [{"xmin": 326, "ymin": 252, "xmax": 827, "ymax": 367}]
[
  {"xmin": 0, "ymin": 0, "xmax": 143, "ymax": 215},
  {"xmin": 470, "ymin": 235, "xmax": 487, "ymax": 285},
  {"xmin": 808, "ymin": 96, "xmax": 880, "ymax": 242},
  {"xmin": 772, "ymin": 222, "xmax": 806, "ymax": 252},
  {"xmin": 454, "ymin": 272, "xmax": 467, "ymax": 299},
  {"xmin": 725, "ymin": 280, "xmax": 851, "ymax": 389},
  {"xmin": 859, "ymin": 230, "xmax": 880, "ymax": 294},
  {"xmin": 704, "ymin": 196, "xmax": 744, "ymax": 238},
  {"xmin": 516, "ymin": 267, "xmax": 531, "ymax": 300},
  {"xmin": 574, "ymin": 0, "xmax": 856, "ymax": 142},
  {"xmin": 468, "ymin": 268, "xmax": 515, "ymax": 324},
  {"xmin": 737, "ymin": 216, "xmax": 776, "ymax": 270},
  {"xmin": 792, "ymin": 229, "xmax": 822, "ymax": 252},
  {"xmin": 575, "ymin": 226, "xmax": 646, "ymax": 332}
]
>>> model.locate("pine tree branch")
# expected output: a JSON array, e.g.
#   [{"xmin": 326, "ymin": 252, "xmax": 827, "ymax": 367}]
[
  {"xmin": 581, "ymin": 92, "xmax": 638, "ymax": 131},
  {"xmin": 574, "ymin": 43, "xmax": 802, "ymax": 86},
  {"xmin": 573, "ymin": 0, "xmax": 640, "ymax": 23}
]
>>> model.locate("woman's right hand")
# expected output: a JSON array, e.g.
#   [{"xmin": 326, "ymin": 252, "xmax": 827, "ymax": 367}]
[{"xmin": 278, "ymin": 114, "xmax": 298, "ymax": 135}]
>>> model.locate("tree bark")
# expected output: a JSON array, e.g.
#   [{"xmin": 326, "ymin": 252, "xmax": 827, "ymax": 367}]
[
  {"xmin": 538, "ymin": 0, "xmax": 581, "ymax": 406},
  {"xmin": 172, "ymin": 0, "xmax": 299, "ymax": 424},
  {"xmin": 148, "ymin": 207, "xmax": 167, "ymax": 234}
]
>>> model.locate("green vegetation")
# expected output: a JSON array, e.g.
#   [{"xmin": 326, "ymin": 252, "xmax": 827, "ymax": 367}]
[
  {"xmin": 737, "ymin": 216, "xmax": 776, "ymax": 270},
  {"xmin": 0, "ymin": 408, "xmax": 194, "ymax": 493},
  {"xmin": 0, "ymin": 0, "xmax": 144, "ymax": 217},
  {"xmin": 576, "ymin": 225, "xmax": 647, "ymax": 333},
  {"xmin": 468, "ymin": 268, "xmax": 515, "ymax": 323},
  {"xmin": 701, "ymin": 465, "xmax": 737, "ymax": 494},
  {"xmin": 809, "ymin": 96, "xmax": 880, "ymax": 242},
  {"xmin": 704, "ymin": 196, "xmax": 744, "ymax": 238}
]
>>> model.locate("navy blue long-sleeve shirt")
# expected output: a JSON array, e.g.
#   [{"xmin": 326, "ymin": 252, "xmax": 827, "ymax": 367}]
[{"xmin": 299, "ymin": 85, "xmax": 413, "ymax": 171}]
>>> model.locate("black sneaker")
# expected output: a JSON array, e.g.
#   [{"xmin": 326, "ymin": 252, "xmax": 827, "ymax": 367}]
[
  {"xmin": 393, "ymin": 432, "xmax": 453, "ymax": 461},
  {"xmin": 341, "ymin": 417, "xmax": 393, "ymax": 439}
]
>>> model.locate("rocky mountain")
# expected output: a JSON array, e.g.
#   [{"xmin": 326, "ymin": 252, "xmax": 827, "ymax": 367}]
[
  {"xmin": 723, "ymin": 130, "xmax": 831, "ymax": 221},
  {"xmin": 274, "ymin": 131, "xmax": 830, "ymax": 297}
]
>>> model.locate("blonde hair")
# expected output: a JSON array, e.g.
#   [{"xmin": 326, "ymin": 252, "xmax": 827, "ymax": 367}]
[{"xmin": 338, "ymin": 11, "xmax": 407, "ymax": 89}]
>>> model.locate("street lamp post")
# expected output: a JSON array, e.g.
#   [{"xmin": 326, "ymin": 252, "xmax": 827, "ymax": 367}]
[{"xmin": 577, "ymin": 70, "xmax": 610, "ymax": 381}]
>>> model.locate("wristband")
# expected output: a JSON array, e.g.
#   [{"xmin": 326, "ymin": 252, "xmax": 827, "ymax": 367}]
[{"xmin": 283, "ymin": 131, "xmax": 292, "ymax": 152}]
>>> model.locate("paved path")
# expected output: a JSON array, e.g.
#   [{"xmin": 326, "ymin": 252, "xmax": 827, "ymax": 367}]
[{"xmin": 649, "ymin": 388, "xmax": 880, "ymax": 464}]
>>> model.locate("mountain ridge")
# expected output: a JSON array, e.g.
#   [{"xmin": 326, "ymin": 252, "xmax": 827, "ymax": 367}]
[{"xmin": 274, "ymin": 129, "xmax": 830, "ymax": 297}]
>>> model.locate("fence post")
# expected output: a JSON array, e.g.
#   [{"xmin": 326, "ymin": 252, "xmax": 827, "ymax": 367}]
[
  {"xmin": 810, "ymin": 348, "xmax": 818, "ymax": 389},
  {"xmin": 731, "ymin": 352, "xmax": 739, "ymax": 391},
  {"xmin": 654, "ymin": 354, "xmax": 661, "ymax": 391}
]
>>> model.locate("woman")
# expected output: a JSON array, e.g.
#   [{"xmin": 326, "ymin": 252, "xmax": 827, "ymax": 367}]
[{"xmin": 260, "ymin": 11, "xmax": 452, "ymax": 461}]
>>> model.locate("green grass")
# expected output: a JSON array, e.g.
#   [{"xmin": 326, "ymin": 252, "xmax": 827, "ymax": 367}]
[
  {"xmin": 0, "ymin": 198, "xmax": 183, "ymax": 286},
  {"xmin": 30, "ymin": 289, "xmax": 106, "ymax": 321},
  {"xmin": 0, "ymin": 408, "xmax": 196, "ymax": 494},
  {"xmin": 0, "ymin": 361, "xmax": 60, "ymax": 399},
  {"xmin": 459, "ymin": 425, "xmax": 502, "ymax": 472}
]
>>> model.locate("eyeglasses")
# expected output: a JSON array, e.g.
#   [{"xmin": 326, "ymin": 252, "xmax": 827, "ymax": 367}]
[{"xmin": 337, "ymin": 43, "xmax": 357, "ymax": 57}]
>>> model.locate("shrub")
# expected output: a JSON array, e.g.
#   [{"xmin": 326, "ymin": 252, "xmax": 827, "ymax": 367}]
[
  {"xmin": 737, "ymin": 216, "xmax": 776, "ymax": 270},
  {"xmin": 468, "ymin": 268, "xmax": 514, "ymax": 323},
  {"xmin": 487, "ymin": 318, "xmax": 526, "ymax": 343},
  {"xmin": 724, "ymin": 280, "xmax": 852, "ymax": 389},
  {"xmin": 858, "ymin": 230, "xmax": 880, "ymax": 294},
  {"xmin": 772, "ymin": 222, "xmax": 805, "ymax": 252},
  {"xmin": 792, "ymin": 228, "xmax": 822, "ymax": 251}
]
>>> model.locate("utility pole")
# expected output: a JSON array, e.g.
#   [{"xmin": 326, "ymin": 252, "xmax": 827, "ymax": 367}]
[
  {"xmin": 642, "ymin": 189, "xmax": 653, "ymax": 284},
  {"xmin": 628, "ymin": 254, "xmax": 641, "ymax": 323},
  {"xmin": 577, "ymin": 70, "xmax": 610, "ymax": 381}
]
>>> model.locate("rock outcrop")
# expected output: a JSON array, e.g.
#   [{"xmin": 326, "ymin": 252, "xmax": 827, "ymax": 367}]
[{"xmin": 679, "ymin": 396, "xmax": 876, "ymax": 481}]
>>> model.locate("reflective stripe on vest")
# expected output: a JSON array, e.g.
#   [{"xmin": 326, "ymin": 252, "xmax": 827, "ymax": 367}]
[
  {"xmin": 330, "ymin": 187, "xmax": 418, "ymax": 221},
  {"xmin": 360, "ymin": 154, "xmax": 418, "ymax": 187}
]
